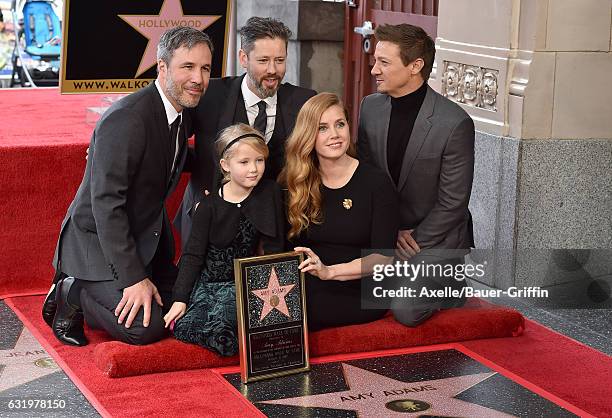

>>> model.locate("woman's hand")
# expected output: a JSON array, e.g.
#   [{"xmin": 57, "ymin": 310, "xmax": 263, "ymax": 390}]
[
  {"xmin": 163, "ymin": 302, "xmax": 187, "ymax": 329},
  {"xmin": 294, "ymin": 246, "xmax": 334, "ymax": 280}
]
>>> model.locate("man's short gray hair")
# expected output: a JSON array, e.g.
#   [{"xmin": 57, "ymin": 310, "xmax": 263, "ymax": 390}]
[
  {"xmin": 238, "ymin": 17, "xmax": 291, "ymax": 55},
  {"xmin": 157, "ymin": 26, "xmax": 214, "ymax": 64}
]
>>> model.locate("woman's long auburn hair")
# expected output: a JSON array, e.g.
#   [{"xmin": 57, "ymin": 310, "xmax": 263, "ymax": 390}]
[{"xmin": 279, "ymin": 93, "xmax": 356, "ymax": 239}]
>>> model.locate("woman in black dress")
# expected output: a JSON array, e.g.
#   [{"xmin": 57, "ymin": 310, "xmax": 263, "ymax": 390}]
[
  {"xmin": 163, "ymin": 123, "xmax": 285, "ymax": 356},
  {"xmin": 279, "ymin": 93, "xmax": 400, "ymax": 330}
]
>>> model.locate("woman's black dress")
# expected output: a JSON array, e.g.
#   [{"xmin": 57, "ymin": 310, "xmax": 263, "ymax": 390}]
[{"xmin": 292, "ymin": 163, "xmax": 400, "ymax": 330}]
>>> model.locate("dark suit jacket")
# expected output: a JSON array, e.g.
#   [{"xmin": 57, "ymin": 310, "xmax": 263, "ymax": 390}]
[
  {"xmin": 53, "ymin": 82, "xmax": 190, "ymax": 289},
  {"xmin": 187, "ymin": 74, "xmax": 316, "ymax": 192},
  {"xmin": 357, "ymin": 85, "xmax": 475, "ymax": 250}
]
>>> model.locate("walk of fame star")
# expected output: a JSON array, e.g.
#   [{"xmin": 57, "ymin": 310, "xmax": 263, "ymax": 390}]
[
  {"xmin": 0, "ymin": 328, "xmax": 59, "ymax": 393},
  {"xmin": 118, "ymin": 0, "xmax": 221, "ymax": 77},
  {"xmin": 259, "ymin": 363, "xmax": 516, "ymax": 417},
  {"xmin": 251, "ymin": 267, "xmax": 296, "ymax": 321}
]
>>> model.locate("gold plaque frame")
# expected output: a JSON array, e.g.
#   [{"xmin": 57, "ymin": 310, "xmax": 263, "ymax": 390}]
[{"xmin": 234, "ymin": 251, "xmax": 310, "ymax": 384}]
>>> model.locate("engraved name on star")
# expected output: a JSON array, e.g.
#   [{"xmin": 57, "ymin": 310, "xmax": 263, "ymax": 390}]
[
  {"xmin": 251, "ymin": 267, "xmax": 296, "ymax": 321},
  {"xmin": 260, "ymin": 363, "xmax": 517, "ymax": 417},
  {"xmin": 0, "ymin": 328, "xmax": 59, "ymax": 393},
  {"xmin": 119, "ymin": 0, "xmax": 221, "ymax": 77}
]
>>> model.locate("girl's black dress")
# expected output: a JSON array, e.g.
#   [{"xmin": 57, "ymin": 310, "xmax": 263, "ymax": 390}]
[
  {"xmin": 172, "ymin": 179, "xmax": 285, "ymax": 356},
  {"xmin": 292, "ymin": 163, "xmax": 400, "ymax": 330}
]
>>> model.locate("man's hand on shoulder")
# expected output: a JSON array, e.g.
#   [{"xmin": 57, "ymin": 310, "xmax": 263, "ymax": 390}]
[
  {"xmin": 193, "ymin": 189, "xmax": 210, "ymax": 212},
  {"xmin": 115, "ymin": 278, "xmax": 163, "ymax": 328},
  {"xmin": 396, "ymin": 229, "xmax": 421, "ymax": 260}
]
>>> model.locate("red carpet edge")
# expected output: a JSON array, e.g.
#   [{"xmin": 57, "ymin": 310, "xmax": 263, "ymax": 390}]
[{"xmin": 4, "ymin": 297, "xmax": 113, "ymax": 418}]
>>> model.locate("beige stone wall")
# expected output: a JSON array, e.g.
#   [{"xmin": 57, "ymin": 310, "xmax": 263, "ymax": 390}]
[
  {"xmin": 433, "ymin": 0, "xmax": 612, "ymax": 140},
  {"xmin": 524, "ymin": 0, "xmax": 612, "ymax": 139}
]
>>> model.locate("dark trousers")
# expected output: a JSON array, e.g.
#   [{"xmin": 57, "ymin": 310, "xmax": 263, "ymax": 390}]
[
  {"xmin": 391, "ymin": 256, "xmax": 467, "ymax": 327},
  {"xmin": 70, "ymin": 230, "xmax": 178, "ymax": 345},
  {"xmin": 306, "ymin": 277, "xmax": 387, "ymax": 331}
]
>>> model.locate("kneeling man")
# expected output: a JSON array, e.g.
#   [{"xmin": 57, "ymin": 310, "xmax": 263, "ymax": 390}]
[
  {"xmin": 358, "ymin": 24, "xmax": 475, "ymax": 326},
  {"xmin": 42, "ymin": 26, "xmax": 213, "ymax": 346}
]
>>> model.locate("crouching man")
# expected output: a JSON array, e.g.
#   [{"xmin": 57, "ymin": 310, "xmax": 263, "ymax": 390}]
[{"xmin": 42, "ymin": 26, "xmax": 213, "ymax": 346}]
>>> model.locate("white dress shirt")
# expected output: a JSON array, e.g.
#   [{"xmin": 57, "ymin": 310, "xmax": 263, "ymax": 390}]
[
  {"xmin": 241, "ymin": 76, "xmax": 277, "ymax": 143},
  {"xmin": 155, "ymin": 79, "xmax": 182, "ymax": 173}
]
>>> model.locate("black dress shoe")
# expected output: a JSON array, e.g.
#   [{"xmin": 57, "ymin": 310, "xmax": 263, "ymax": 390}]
[
  {"xmin": 52, "ymin": 277, "xmax": 88, "ymax": 346},
  {"xmin": 42, "ymin": 284, "xmax": 57, "ymax": 328}
]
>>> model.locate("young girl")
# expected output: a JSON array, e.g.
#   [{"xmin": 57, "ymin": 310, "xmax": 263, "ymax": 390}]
[{"xmin": 163, "ymin": 123, "xmax": 285, "ymax": 356}]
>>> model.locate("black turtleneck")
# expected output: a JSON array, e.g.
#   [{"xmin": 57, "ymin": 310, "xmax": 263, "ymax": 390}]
[{"xmin": 387, "ymin": 81, "xmax": 428, "ymax": 185}]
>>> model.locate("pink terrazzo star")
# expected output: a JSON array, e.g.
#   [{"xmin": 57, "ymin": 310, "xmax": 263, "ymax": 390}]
[
  {"xmin": 119, "ymin": 0, "xmax": 221, "ymax": 77},
  {"xmin": 251, "ymin": 267, "xmax": 296, "ymax": 321},
  {"xmin": 0, "ymin": 328, "xmax": 59, "ymax": 392},
  {"xmin": 260, "ymin": 363, "xmax": 516, "ymax": 417}
]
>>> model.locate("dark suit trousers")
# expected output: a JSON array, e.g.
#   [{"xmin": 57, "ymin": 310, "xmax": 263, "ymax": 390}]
[
  {"xmin": 76, "ymin": 227, "xmax": 178, "ymax": 345},
  {"xmin": 391, "ymin": 256, "xmax": 467, "ymax": 327}
]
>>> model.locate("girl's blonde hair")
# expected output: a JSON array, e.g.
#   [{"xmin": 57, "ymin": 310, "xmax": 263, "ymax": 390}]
[
  {"xmin": 215, "ymin": 123, "xmax": 269, "ymax": 184},
  {"xmin": 279, "ymin": 93, "xmax": 355, "ymax": 239}
]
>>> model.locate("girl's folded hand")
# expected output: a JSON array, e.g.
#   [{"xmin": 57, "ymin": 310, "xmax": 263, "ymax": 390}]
[{"xmin": 163, "ymin": 302, "xmax": 187, "ymax": 328}]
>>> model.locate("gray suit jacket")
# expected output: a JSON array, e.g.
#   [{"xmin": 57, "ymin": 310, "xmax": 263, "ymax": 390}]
[
  {"xmin": 357, "ymin": 85, "xmax": 474, "ymax": 250},
  {"xmin": 53, "ymin": 83, "xmax": 189, "ymax": 289}
]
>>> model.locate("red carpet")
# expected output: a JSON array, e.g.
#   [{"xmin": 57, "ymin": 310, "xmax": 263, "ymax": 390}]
[
  {"xmin": 94, "ymin": 298, "xmax": 523, "ymax": 378},
  {"xmin": 462, "ymin": 323, "xmax": 612, "ymax": 417},
  {"xmin": 6, "ymin": 296, "xmax": 262, "ymax": 418},
  {"xmin": 0, "ymin": 89, "xmax": 102, "ymax": 298},
  {"xmin": 0, "ymin": 88, "xmax": 187, "ymax": 298},
  {"xmin": 6, "ymin": 295, "xmax": 611, "ymax": 417}
]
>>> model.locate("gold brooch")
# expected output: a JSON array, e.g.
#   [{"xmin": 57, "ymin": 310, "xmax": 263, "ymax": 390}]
[{"xmin": 342, "ymin": 199, "xmax": 352, "ymax": 210}]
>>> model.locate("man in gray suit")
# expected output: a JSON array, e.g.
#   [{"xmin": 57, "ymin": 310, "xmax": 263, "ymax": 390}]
[
  {"xmin": 358, "ymin": 24, "xmax": 474, "ymax": 326},
  {"xmin": 42, "ymin": 27, "xmax": 213, "ymax": 346}
]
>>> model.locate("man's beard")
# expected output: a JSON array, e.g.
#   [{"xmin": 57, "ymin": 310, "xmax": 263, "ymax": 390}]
[
  {"xmin": 248, "ymin": 70, "xmax": 280, "ymax": 98},
  {"xmin": 166, "ymin": 73, "xmax": 201, "ymax": 109}
]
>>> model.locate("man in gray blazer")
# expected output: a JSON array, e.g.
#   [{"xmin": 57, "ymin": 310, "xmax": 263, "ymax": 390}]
[
  {"xmin": 358, "ymin": 24, "xmax": 474, "ymax": 326},
  {"xmin": 42, "ymin": 27, "xmax": 213, "ymax": 346}
]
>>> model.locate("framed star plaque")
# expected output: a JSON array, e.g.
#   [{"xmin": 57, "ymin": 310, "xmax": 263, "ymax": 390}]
[
  {"xmin": 60, "ymin": 0, "xmax": 230, "ymax": 93},
  {"xmin": 234, "ymin": 251, "xmax": 310, "ymax": 384}
]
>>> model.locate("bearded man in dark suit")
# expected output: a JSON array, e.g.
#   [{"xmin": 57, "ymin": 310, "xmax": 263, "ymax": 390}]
[
  {"xmin": 42, "ymin": 26, "xmax": 214, "ymax": 346},
  {"xmin": 176, "ymin": 17, "xmax": 316, "ymax": 244}
]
